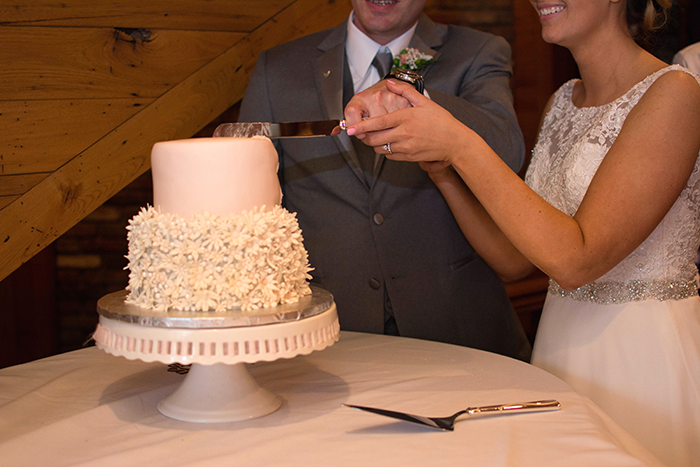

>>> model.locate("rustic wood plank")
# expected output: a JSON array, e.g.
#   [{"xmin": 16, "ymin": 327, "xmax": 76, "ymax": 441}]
[
  {"xmin": 0, "ymin": 27, "xmax": 244, "ymax": 100},
  {"xmin": 0, "ymin": 0, "xmax": 295, "ymax": 32},
  {"xmin": 0, "ymin": 196, "xmax": 20, "ymax": 211},
  {"xmin": 1, "ymin": 98, "xmax": 152, "ymax": 176},
  {"xmin": 0, "ymin": 173, "xmax": 50, "ymax": 197}
]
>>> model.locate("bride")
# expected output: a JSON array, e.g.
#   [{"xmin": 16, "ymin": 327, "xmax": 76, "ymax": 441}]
[{"xmin": 345, "ymin": 0, "xmax": 700, "ymax": 465}]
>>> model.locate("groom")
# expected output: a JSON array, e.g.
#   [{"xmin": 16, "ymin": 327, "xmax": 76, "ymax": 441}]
[{"xmin": 238, "ymin": 0, "xmax": 530, "ymax": 360}]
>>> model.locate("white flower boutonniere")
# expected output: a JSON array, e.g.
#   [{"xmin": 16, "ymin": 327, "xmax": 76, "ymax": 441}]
[{"xmin": 393, "ymin": 48, "xmax": 436, "ymax": 71}]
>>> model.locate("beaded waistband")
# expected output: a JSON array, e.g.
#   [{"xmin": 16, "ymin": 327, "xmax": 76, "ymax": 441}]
[{"xmin": 548, "ymin": 276, "xmax": 700, "ymax": 305}]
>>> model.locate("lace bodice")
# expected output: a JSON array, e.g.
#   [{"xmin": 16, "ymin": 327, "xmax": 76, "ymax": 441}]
[{"xmin": 525, "ymin": 66, "xmax": 700, "ymax": 303}]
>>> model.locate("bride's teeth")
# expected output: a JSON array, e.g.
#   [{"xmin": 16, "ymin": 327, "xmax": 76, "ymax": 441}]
[
  {"xmin": 370, "ymin": 0, "xmax": 396, "ymax": 4},
  {"xmin": 540, "ymin": 6, "xmax": 565, "ymax": 16}
]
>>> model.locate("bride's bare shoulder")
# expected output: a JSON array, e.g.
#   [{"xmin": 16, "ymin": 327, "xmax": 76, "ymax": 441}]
[
  {"xmin": 632, "ymin": 68, "xmax": 700, "ymax": 129},
  {"xmin": 646, "ymin": 67, "xmax": 700, "ymax": 103}
]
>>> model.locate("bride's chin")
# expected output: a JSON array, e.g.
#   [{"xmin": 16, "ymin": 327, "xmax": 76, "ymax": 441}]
[{"xmin": 540, "ymin": 30, "xmax": 563, "ymax": 46}]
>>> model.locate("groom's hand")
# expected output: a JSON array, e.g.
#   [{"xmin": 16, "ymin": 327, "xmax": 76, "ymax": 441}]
[{"xmin": 344, "ymin": 80, "xmax": 412, "ymax": 127}]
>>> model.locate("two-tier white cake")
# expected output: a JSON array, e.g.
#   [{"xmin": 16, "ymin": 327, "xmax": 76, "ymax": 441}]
[
  {"xmin": 125, "ymin": 137, "xmax": 313, "ymax": 312},
  {"xmin": 94, "ymin": 135, "xmax": 339, "ymax": 422}
]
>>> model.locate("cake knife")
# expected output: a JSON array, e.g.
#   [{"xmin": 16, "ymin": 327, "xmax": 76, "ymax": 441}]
[{"xmin": 213, "ymin": 120, "xmax": 346, "ymax": 139}]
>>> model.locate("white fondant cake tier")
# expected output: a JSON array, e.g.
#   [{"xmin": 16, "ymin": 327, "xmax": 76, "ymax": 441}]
[{"xmin": 152, "ymin": 137, "xmax": 282, "ymax": 217}]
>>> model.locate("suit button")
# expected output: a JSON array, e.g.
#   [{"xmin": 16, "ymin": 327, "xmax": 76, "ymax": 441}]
[
  {"xmin": 373, "ymin": 213, "xmax": 384, "ymax": 225},
  {"xmin": 369, "ymin": 278, "xmax": 380, "ymax": 289}
]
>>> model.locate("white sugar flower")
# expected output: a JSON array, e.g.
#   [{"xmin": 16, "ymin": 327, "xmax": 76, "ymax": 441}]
[{"xmin": 125, "ymin": 204, "xmax": 312, "ymax": 312}]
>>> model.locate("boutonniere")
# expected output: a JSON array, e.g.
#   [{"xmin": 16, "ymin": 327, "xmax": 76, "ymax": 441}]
[{"xmin": 393, "ymin": 48, "xmax": 436, "ymax": 71}]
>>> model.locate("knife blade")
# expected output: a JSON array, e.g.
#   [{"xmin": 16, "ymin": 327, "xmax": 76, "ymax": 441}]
[{"xmin": 213, "ymin": 120, "xmax": 345, "ymax": 139}]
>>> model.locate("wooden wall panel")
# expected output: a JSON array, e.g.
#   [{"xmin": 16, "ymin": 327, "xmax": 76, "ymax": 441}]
[
  {"xmin": 0, "ymin": 0, "xmax": 295, "ymax": 31},
  {"xmin": 2, "ymin": 98, "xmax": 151, "ymax": 175},
  {"xmin": 1, "ymin": 27, "xmax": 244, "ymax": 100},
  {"xmin": 0, "ymin": 173, "xmax": 49, "ymax": 197},
  {"xmin": 0, "ymin": 196, "xmax": 20, "ymax": 211}
]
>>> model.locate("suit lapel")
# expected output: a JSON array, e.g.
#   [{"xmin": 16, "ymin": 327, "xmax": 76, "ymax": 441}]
[
  {"xmin": 312, "ymin": 15, "xmax": 447, "ymax": 189},
  {"xmin": 315, "ymin": 21, "xmax": 368, "ymax": 188}
]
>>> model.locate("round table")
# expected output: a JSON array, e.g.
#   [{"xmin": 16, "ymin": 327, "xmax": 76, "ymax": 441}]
[{"xmin": 0, "ymin": 332, "xmax": 664, "ymax": 466}]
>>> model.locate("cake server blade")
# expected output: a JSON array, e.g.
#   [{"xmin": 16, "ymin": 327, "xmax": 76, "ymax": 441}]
[
  {"xmin": 344, "ymin": 400, "xmax": 561, "ymax": 431},
  {"xmin": 213, "ymin": 120, "xmax": 345, "ymax": 139}
]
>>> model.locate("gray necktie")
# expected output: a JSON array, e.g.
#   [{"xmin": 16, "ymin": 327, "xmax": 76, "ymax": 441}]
[
  {"xmin": 372, "ymin": 49, "xmax": 393, "ymax": 81},
  {"xmin": 353, "ymin": 49, "xmax": 394, "ymax": 179},
  {"xmin": 374, "ymin": 49, "xmax": 397, "ymax": 328}
]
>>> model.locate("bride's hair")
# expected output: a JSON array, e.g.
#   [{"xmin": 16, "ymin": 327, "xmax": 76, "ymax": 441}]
[{"xmin": 626, "ymin": 0, "xmax": 672, "ymax": 38}]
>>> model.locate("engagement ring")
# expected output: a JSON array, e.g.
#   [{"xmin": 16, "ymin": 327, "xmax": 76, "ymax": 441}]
[{"xmin": 383, "ymin": 143, "xmax": 392, "ymax": 154}]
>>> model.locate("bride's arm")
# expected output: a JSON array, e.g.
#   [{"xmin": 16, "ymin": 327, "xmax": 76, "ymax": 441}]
[{"xmin": 349, "ymin": 73, "xmax": 700, "ymax": 290}]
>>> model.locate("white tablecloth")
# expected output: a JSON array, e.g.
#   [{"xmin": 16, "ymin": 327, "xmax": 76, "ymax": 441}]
[{"xmin": 0, "ymin": 331, "xmax": 664, "ymax": 466}]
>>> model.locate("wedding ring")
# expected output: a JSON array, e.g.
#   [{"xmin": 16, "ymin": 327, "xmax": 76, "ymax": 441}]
[
  {"xmin": 383, "ymin": 142, "xmax": 392, "ymax": 154},
  {"xmin": 339, "ymin": 119, "xmax": 347, "ymax": 131}
]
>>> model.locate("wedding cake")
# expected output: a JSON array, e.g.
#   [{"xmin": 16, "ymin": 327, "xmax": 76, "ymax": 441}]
[{"xmin": 124, "ymin": 136, "xmax": 313, "ymax": 312}]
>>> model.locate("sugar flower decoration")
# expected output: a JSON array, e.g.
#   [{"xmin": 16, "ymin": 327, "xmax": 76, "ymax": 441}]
[
  {"xmin": 125, "ymin": 205, "xmax": 312, "ymax": 312},
  {"xmin": 393, "ymin": 48, "xmax": 436, "ymax": 71}
]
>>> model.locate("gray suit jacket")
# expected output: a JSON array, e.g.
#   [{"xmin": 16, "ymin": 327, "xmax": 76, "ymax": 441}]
[{"xmin": 239, "ymin": 15, "xmax": 530, "ymax": 360}]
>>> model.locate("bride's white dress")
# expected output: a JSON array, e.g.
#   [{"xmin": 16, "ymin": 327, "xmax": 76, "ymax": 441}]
[{"xmin": 526, "ymin": 65, "xmax": 700, "ymax": 467}]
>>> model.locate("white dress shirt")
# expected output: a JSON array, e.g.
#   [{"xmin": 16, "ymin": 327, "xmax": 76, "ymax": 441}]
[{"xmin": 345, "ymin": 12, "xmax": 417, "ymax": 94}]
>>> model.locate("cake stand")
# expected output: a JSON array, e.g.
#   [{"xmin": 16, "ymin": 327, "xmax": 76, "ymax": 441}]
[{"xmin": 93, "ymin": 286, "xmax": 339, "ymax": 423}]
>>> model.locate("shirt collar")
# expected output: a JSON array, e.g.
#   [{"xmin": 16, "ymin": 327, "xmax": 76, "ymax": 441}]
[{"xmin": 345, "ymin": 12, "xmax": 417, "ymax": 79}]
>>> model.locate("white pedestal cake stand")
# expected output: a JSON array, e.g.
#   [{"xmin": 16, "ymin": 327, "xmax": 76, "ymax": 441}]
[{"xmin": 93, "ymin": 286, "xmax": 339, "ymax": 423}]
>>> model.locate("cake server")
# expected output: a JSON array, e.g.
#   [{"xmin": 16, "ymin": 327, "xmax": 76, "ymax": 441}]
[
  {"xmin": 213, "ymin": 120, "xmax": 346, "ymax": 139},
  {"xmin": 344, "ymin": 399, "xmax": 561, "ymax": 431}
]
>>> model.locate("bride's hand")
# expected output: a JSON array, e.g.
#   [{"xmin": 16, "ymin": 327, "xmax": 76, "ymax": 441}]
[{"xmin": 346, "ymin": 80, "xmax": 470, "ymax": 165}]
